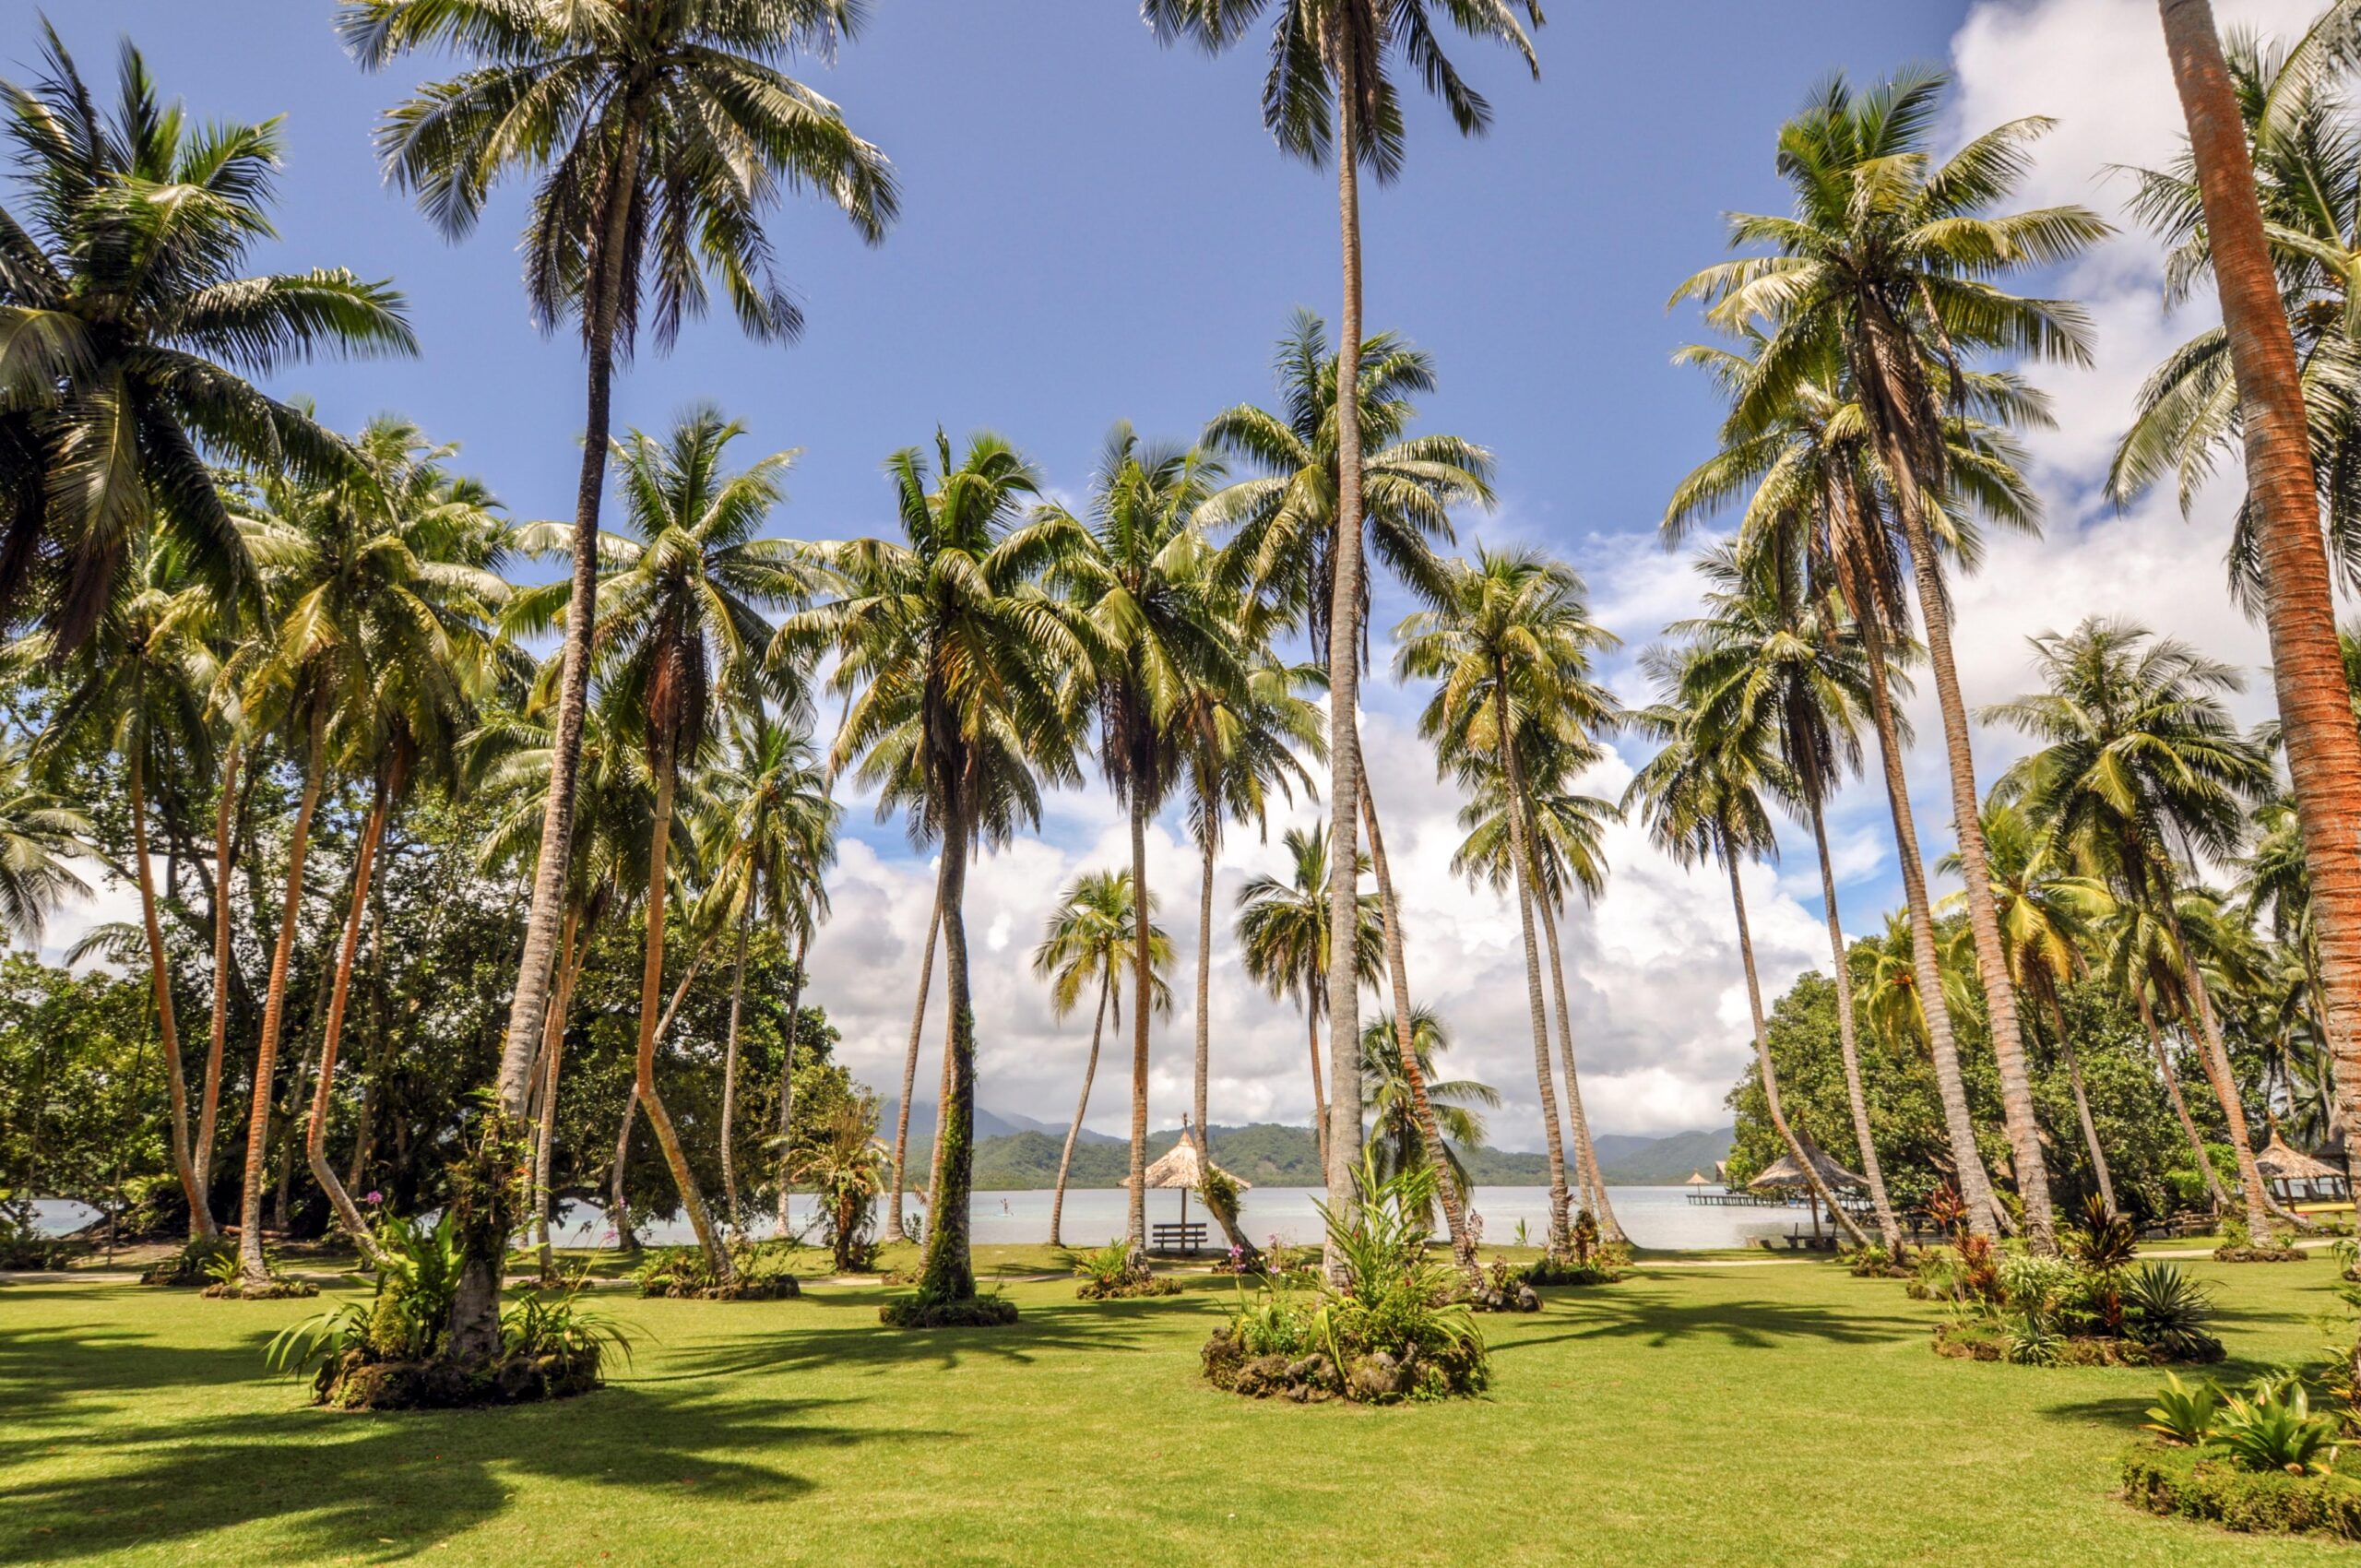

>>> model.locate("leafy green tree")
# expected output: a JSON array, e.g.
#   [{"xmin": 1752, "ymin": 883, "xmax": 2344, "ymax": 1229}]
[{"xmin": 0, "ymin": 28, "xmax": 412, "ymax": 648}]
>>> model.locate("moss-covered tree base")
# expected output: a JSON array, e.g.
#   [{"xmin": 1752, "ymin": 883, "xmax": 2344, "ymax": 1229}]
[
  {"xmin": 2121, "ymin": 1443, "xmax": 2361, "ymax": 1538},
  {"xmin": 2213, "ymin": 1245, "xmax": 2309, "ymax": 1264},
  {"xmin": 202, "ymin": 1279, "xmax": 319, "ymax": 1301},
  {"xmin": 637, "ymin": 1276, "xmax": 801, "ymax": 1302},
  {"xmin": 310, "ymin": 1347, "xmax": 602, "ymax": 1411},
  {"xmin": 877, "ymin": 1293, "xmax": 1019, "ymax": 1328},
  {"xmin": 1932, "ymin": 1321, "xmax": 2223, "ymax": 1366},
  {"xmin": 1075, "ymin": 1277, "xmax": 1180, "ymax": 1301},
  {"xmin": 1201, "ymin": 1325, "xmax": 1488, "ymax": 1404}
]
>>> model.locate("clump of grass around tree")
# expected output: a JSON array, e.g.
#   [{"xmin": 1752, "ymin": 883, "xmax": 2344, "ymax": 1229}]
[
  {"xmin": 632, "ymin": 1240, "xmax": 801, "ymax": 1301},
  {"xmin": 1072, "ymin": 1240, "xmax": 1180, "ymax": 1300},
  {"xmin": 2213, "ymin": 1214, "xmax": 2309, "ymax": 1264}
]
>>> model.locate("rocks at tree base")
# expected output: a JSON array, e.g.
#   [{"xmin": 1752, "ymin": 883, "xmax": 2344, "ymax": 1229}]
[{"xmin": 315, "ymin": 1347, "xmax": 602, "ymax": 1410}]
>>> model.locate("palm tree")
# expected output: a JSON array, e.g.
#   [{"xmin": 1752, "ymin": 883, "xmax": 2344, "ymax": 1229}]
[
  {"xmin": 0, "ymin": 29, "xmax": 413, "ymax": 649},
  {"xmin": 1940, "ymin": 799, "xmax": 2120, "ymax": 1214},
  {"xmin": 346, "ymin": 2, "xmax": 895, "ymax": 1338},
  {"xmin": 0, "ymin": 741, "xmax": 85, "ymax": 949},
  {"xmin": 2101, "ymin": 897, "xmax": 2234, "ymax": 1215},
  {"xmin": 1051, "ymin": 426, "xmax": 1235, "ymax": 1260},
  {"xmin": 1987, "ymin": 617, "xmax": 2278, "ymax": 1239},
  {"xmin": 1668, "ymin": 541, "xmax": 1904, "ymax": 1251},
  {"xmin": 798, "ymin": 433, "xmax": 1086, "ymax": 1313},
  {"xmin": 2151, "ymin": 1, "xmax": 2361, "ymax": 1192},
  {"xmin": 790, "ymin": 1089, "xmax": 888, "ymax": 1274},
  {"xmin": 1236, "ymin": 825, "xmax": 1382, "ymax": 1165},
  {"xmin": 512, "ymin": 408, "xmax": 817, "ymax": 1282},
  {"xmin": 703, "ymin": 712, "xmax": 835, "ymax": 1233},
  {"xmin": 1031, "ymin": 870, "xmax": 1172, "ymax": 1248},
  {"xmin": 1397, "ymin": 547, "xmax": 1617, "ymax": 1256},
  {"xmin": 1359, "ymin": 1006, "xmax": 1498, "ymax": 1221},
  {"xmin": 1142, "ymin": 2, "xmax": 1540, "ymax": 1252},
  {"xmin": 1676, "ymin": 70, "xmax": 2112, "ymax": 1253},
  {"xmin": 1178, "ymin": 646, "xmax": 1321, "ymax": 1252},
  {"xmin": 1625, "ymin": 649, "xmax": 1869, "ymax": 1248}
]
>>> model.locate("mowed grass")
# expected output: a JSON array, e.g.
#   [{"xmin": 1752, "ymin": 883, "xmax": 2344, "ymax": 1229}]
[{"xmin": 4, "ymin": 1256, "xmax": 2356, "ymax": 1566}]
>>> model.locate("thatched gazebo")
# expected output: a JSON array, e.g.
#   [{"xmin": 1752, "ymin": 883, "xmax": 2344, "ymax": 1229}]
[
  {"xmin": 1748, "ymin": 1138, "xmax": 1869, "ymax": 1239},
  {"xmin": 2256, "ymin": 1129, "xmax": 2346, "ymax": 1202},
  {"xmin": 1685, "ymin": 1169, "xmax": 1713, "ymax": 1189},
  {"xmin": 1121, "ymin": 1122, "xmax": 1250, "ymax": 1253}
]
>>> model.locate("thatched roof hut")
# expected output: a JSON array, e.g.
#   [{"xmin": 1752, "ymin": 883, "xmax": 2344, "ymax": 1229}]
[
  {"xmin": 1748, "ymin": 1140, "xmax": 1869, "ymax": 1194},
  {"xmin": 2256, "ymin": 1130, "xmax": 2344, "ymax": 1195},
  {"xmin": 1684, "ymin": 1170, "xmax": 1712, "ymax": 1188},
  {"xmin": 1121, "ymin": 1134, "xmax": 1252, "ymax": 1194}
]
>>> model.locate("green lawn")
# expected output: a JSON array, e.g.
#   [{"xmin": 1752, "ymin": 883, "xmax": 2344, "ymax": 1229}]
[{"xmin": 4, "ymin": 1256, "xmax": 2355, "ymax": 1565}]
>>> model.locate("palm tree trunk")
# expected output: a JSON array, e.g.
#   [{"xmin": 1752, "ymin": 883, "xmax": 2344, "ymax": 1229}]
[
  {"xmin": 304, "ymin": 768, "xmax": 396, "ymax": 1261},
  {"xmin": 1851, "ymin": 571, "xmax": 2001, "ymax": 1236},
  {"xmin": 2160, "ymin": 897, "xmax": 2276, "ymax": 1239},
  {"xmin": 196, "ymin": 739, "xmax": 239, "ymax": 1213},
  {"xmin": 1358, "ymin": 769, "xmax": 1478, "ymax": 1272},
  {"xmin": 1125, "ymin": 792, "xmax": 1153, "ymax": 1265},
  {"xmin": 2134, "ymin": 982, "xmax": 2230, "ymax": 1213},
  {"xmin": 1321, "ymin": 79, "xmax": 1370, "ymax": 1282},
  {"xmin": 719, "ymin": 897, "xmax": 753, "ymax": 1229},
  {"xmin": 1808, "ymin": 795, "xmax": 1902, "ymax": 1252},
  {"xmin": 2040, "ymin": 987, "xmax": 2115, "ymax": 1216},
  {"xmin": 237, "ymin": 702, "xmax": 326, "ymax": 1286},
  {"xmin": 1192, "ymin": 827, "xmax": 1252, "ymax": 1258},
  {"xmin": 532, "ymin": 909, "xmax": 587, "ymax": 1280},
  {"xmin": 888, "ymin": 886, "xmax": 943, "ymax": 1241},
  {"xmin": 915, "ymin": 810, "xmax": 979, "ymax": 1305},
  {"xmin": 1050, "ymin": 982, "xmax": 1110, "ymax": 1250},
  {"xmin": 635, "ymin": 747, "xmax": 731, "ymax": 1282},
  {"xmin": 1534, "ymin": 884, "xmax": 1622, "ymax": 1247},
  {"xmin": 611, "ymin": 1083, "xmax": 639, "ymax": 1255},
  {"xmin": 1878, "ymin": 428, "xmax": 2056, "ymax": 1253},
  {"xmin": 1494, "ymin": 695, "xmax": 1572, "ymax": 1255},
  {"xmin": 775, "ymin": 924, "xmax": 811, "ymax": 1238},
  {"xmin": 1727, "ymin": 853, "xmax": 1869, "ymax": 1247},
  {"xmin": 345, "ymin": 875, "xmax": 388, "ymax": 1194},
  {"xmin": 1305, "ymin": 1004, "xmax": 1328, "ymax": 1170},
  {"xmin": 128, "ymin": 739, "xmax": 210, "ymax": 1241},
  {"xmin": 2159, "ymin": 0, "xmax": 2361, "ymax": 1205}
]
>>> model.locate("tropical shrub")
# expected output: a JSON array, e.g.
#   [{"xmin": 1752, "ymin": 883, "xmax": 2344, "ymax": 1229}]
[
  {"xmin": 0, "ymin": 1206, "xmax": 85, "ymax": 1271},
  {"xmin": 634, "ymin": 1239, "xmax": 801, "ymax": 1301},
  {"xmin": 2213, "ymin": 1376, "xmax": 2340, "ymax": 1476},
  {"xmin": 1203, "ymin": 1156, "xmax": 1489, "ymax": 1404},
  {"xmin": 1845, "ymin": 1241, "xmax": 1913, "ymax": 1278},
  {"xmin": 2121, "ymin": 1263, "xmax": 2225, "ymax": 1363},
  {"xmin": 877, "ymin": 1289, "xmax": 1020, "ymax": 1328},
  {"xmin": 268, "ymin": 1280, "xmax": 624, "ymax": 1410},
  {"xmin": 790, "ymin": 1091, "xmax": 889, "ymax": 1273},
  {"xmin": 2146, "ymin": 1372, "xmax": 2225, "ymax": 1445},
  {"xmin": 201, "ymin": 1248, "xmax": 318, "ymax": 1300},
  {"xmin": 1514, "ymin": 1254, "xmax": 1615, "ymax": 1289},
  {"xmin": 137, "ymin": 1234, "xmax": 232, "ymax": 1287},
  {"xmin": 1073, "ymin": 1239, "xmax": 1179, "ymax": 1301},
  {"xmin": 2215, "ymin": 1213, "xmax": 2308, "ymax": 1264},
  {"xmin": 2067, "ymin": 1195, "xmax": 2140, "ymax": 1272}
]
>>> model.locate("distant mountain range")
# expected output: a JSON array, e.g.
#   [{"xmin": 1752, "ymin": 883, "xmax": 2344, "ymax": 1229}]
[{"xmin": 883, "ymin": 1102, "xmax": 1732, "ymax": 1191}]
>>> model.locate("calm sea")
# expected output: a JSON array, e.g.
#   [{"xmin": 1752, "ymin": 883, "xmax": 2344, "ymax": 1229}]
[{"xmin": 31, "ymin": 1185, "xmax": 1799, "ymax": 1253}]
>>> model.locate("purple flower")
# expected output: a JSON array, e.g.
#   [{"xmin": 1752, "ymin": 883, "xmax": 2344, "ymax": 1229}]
[{"xmin": 363, "ymin": 1191, "xmax": 383, "ymax": 1206}]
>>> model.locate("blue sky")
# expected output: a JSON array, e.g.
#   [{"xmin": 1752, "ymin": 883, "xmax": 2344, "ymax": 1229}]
[{"xmin": 21, "ymin": 1, "xmax": 2298, "ymax": 1140}]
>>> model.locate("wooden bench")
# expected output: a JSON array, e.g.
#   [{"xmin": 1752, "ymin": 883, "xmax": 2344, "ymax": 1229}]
[{"xmin": 1150, "ymin": 1221, "xmax": 1209, "ymax": 1255}]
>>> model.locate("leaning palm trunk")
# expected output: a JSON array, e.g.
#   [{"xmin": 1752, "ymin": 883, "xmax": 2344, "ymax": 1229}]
[
  {"xmin": 237, "ymin": 705, "xmax": 326, "ymax": 1286},
  {"xmin": 531, "ymin": 911, "xmax": 588, "ymax": 1279},
  {"xmin": 303, "ymin": 770, "xmax": 397, "ymax": 1262},
  {"xmin": 774, "ymin": 925, "xmax": 811, "ymax": 1237},
  {"xmin": 887, "ymin": 888, "xmax": 943, "ymax": 1240},
  {"xmin": 1320, "ymin": 81, "xmax": 1370, "ymax": 1284},
  {"xmin": 1727, "ymin": 853, "xmax": 1868, "ymax": 1247},
  {"xmin": 2161, "ymin": 902, "xmax": 2276, "ymax": 1239},
  {"xmin": 914, "ymin": 812, "xmax": 979, "ymax": 1303},
  {"xmin": 1124, "ymin": 796, "xmax": 1154, "ymax": 1264},
  {"xmin": 719, "ymin": 898, "xmax": 753, "ymax": 1229},
  {"xmin": 1050, "ymin": 982, "xmax": 1110, "ymax": 1250},
  {"xmin": 2045, "ymin": 989, "xmax": 2117, "ymax": 1216},
  {"xmin": 2134, "ymin": 983, "xmax": 2231, "ymax": 1214},
  {"xmin": 128, "ymin": 740, "xmax": 211, "ymax": 1241},
  {"xmin": 635, "ymin": 750, "xmax": 732, "ymax": 1282},
  {"xmin": 1851, "ymin": 572, "xmax": 2002, "ymax": 1236},
  {"xmin": 1876, "ymin": 422, "xmax": 2056, "ymax": 1253},
  {"xmin": 196, "ymin": 742, "xmax": 241, "ymax": 1205},
  {"xmin": 2158, "ymin": 0, "xmax": 2361, "ymax": 1206},
  {"xmin": 607, "ymin": 930, "xmax": 712, "ymax": 1258},
  {"xmin": 457, "ymin": 114, "xmax": 648, "ymax": 1362},
  {"xmin": 1494, "ymin": 704, "xmax": 1572, "ymax": 1254},
  {"xmin": 1358, "ymin": 773, "xmax": 1478, "ymax": 1272},
  {"xmin": 1191, "ymin": 831, "xmax": 1253, "ymax": 1259},
  {"xmin": 1808, "ymin": 795, "xmax": 1902, "ymax": 1252},
  {"xmin": 1534, "ymin": 885, "xmax": 1622, "ymax": 1247}
]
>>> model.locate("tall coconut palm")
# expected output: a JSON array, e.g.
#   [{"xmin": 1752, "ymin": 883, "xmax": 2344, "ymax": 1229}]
[
  {"xmin": 1236, "ymin": 824, "xmax": 1382, "ymax": 1164},
  {"xmin": 345, "ymin": 0, "xmax": 895, "ymax": 1344},
  {"xmin": 2152, "ymin": 0, "xmax": 2361, "ymax": 1193},
  {"xmin": 0, "ymin": 29, "xmax": 413, "ymax": 649},
  {"xmin": 1050, "ymin": 426, "xmax": 1236, "ymax": 1260},
  {"xmin": 1940, "ymin": 799, "xmax": 2120, "ymax": 1215},
  {"xmin": 1625, "ymin": 651, "xmax": 1869, "ymax": 1248},
  {"xmin": 1031, "ymin": 869, "xmax": 1172, "ymax": 1248},
  {"xmin": 1397, "ymin": 547, "xmax": 1618, "ymax": 1255},
  {"xmin": 797, "ymin": 433, "xmax": 1086, "ymax": 1313},
  {"xmin": 1987, "ymin": 617, "xmax": 2278, "ymax": 1238},
  {"xmin": 1179, "ymin": 644, "xmax": 1322, "ymax": 1253},
  {"xmin": 703, "ymin": 711, "xmax": 835, "ymax": 1232},
  {"xmin": 2102, "ymin": 897, "xmax": 2235, "ymax": 1215},
  {"xmin": 1141, "ymin": 1, "xmax": 1541, "ymax": 1253},
  {"xmin": 0, "ymin": 740, "xmax": 85, "ymax": 949},
  {"xmin": 1359, "ymin": 1006, "xmax": 1498, "ymax": 1221},
  {"xmin": 1675, "ymin": 70, "xmax": 2111, "ymax": 1253},
  {"xmin": 1668, "ymin": 540, "xmax": 1904, "ymax": 1251},
  {"xmin": 510, "ymin": 408, "xmax": 817, "ymax": 1282}
]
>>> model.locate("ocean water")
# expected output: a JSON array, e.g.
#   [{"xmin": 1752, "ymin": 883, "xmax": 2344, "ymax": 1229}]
[{"xmin": 27, "ymin": 1185, "xmax": 1809, "ymax": 1253}]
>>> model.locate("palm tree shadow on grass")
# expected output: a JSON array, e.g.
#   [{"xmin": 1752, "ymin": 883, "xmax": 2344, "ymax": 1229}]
[
  {"xmin": 1, "ymin": 1369, "xmax": 936, "ymax": 1565},
  {"xmin": 656, "ymin": 1296, "xmax": 1191, "ymax": 1382},
  {"xmin": 1494, "ymin": 1288, "xmax": 1926, "ymax": 1352}
]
